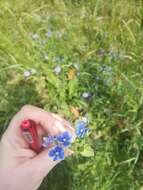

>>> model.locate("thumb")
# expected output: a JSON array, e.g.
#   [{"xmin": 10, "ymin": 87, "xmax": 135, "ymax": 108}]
[{"xmin": 28, "ymin": 148, "xmax": 73, "ymax": 178}]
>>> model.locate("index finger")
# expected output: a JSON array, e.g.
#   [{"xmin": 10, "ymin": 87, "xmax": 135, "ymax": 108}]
[{"xmin": 6, "ymin": 105, "xmax": 75, "ymax": 139}]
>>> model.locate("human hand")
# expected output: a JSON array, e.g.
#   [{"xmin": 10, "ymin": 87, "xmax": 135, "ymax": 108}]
[{"xmin": 0, "ymin": 105, "xmax": 75, "ymax": 190}]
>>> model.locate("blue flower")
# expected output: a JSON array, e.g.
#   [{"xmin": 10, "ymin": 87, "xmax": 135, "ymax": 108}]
[
  {"xmin": 57, "ymin": 131, "xmax": 72, "ymax": 147},
  {"xmin": 45, "ymin": 30, "xmax": 52, "ymax": 38},
  {"xmin": 42, "ymin": 136, "xmax": 56, "ymax": 148},
  {"xmin": 76, "ymin": 121, "xmax": 89, "ymax": 138},
  {"xmin": 48, "ymin": 146, "xmax": 65, "ymax": 161},
  {"xmin": 53, "ymin": 65, "xmax": 61, "ymax": 75}
]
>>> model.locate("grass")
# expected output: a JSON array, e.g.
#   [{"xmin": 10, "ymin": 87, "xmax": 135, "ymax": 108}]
[{"xmin": 0, "ymin": 0, "xmax": 143, "ymax": 189}]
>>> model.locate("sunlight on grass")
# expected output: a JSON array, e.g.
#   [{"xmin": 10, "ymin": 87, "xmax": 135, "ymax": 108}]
[{"xmin": 0, "ymin": 0, "xmax": 143, "ymax": 189}]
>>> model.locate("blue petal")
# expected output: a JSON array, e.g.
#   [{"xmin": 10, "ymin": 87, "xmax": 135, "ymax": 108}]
[
  {"xmin": 55, "ymin": 146, "xmax": 63, "ymax": 153},
  {"xmin": 53, "ymin": 136, "xmax": 57, "ymax": 141},
  {"xmin": 57, "ymin": 135, "xmax": 63, "ymax": 142},
  {"xmin": 85, "ymin": 128, "xmax": 90, "ymax": 133},
  {"xmin": 48, "ymin": 149, "xmax": 55, "ymax": 157},
  {"xmin": 57, "ymin": 131, "xmax": 72, "ymax": 144},
  {"xmin": 53, "ymin": 156, "xmax": 58, "ymax": 161},
  {"xmin": 76, "ymin": 121, "xmax": 87, "ymax": 128},
  {"xmin": 76, "ymin": 122, "xmax": 89, "ymax": 138},
  {"xmin": 63, "ymin": 141, "xmax": 70, "ymax": 147},
  {"xmin": 63, "ymin": 131, "xmax": 70, "ymax": 138},
  {"xmin": 59, "ymin": 150, "xmax": 65, "ymax": 160}
]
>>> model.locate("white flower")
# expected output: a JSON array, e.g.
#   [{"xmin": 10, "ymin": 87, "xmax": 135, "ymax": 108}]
[
  {"xmin": 44, "ymin": 55, "xmax": 49, "ymax": 61},
  {"xmin": 96, "ymin": 76, "xmax": 100, "ymax": 81},
  {"xmin": 82, "ymin": 115, "xmax": 89, "ymax": 124},
  {"xmin": 32, "ymin": 33, "xmax": 39, "ymax": 40},
  {"xmin": 82, "ymin": 92, "xmax": 90, "ymax": 98},
  {"xmin": 73, "ymin": 64, "xmax": 79, "ymax": 70},
  {"xmin": 24, "ymin": 70, "xmax": 31, "ymax": 78},
  {"xmin": 54, "ymin": 66, "xmax": 61, "ymax": 75}
]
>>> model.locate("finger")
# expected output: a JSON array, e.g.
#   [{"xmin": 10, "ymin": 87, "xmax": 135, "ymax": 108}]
[
  {"xmin": 10, "ymin": 105, "xmax": 65, "ymax": 134},
  {"xmin": 51, "ymin": 113, "xmax": 76, "ymax": 141},
  {"xmin": 4, "ymin": 105, "xmax": 76, "ymax": 151},
  {"xmin": 8, "ymin": 105, "xmax": 75, "ymax": 137},
  {"xmin": 51, "ymin": 113, "xmax": 74, "ymax": 131}
]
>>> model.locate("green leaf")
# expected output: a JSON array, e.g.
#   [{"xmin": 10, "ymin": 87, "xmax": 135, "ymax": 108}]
[
  {"xmin": 81, "ymin": 145, "xmax": 94, "ymax": 157},
  {"xmin": 68, "ymin": 78, "xmax": 78, "ymax": 97},
  {"xmin": 45, "ymin": 69, "xmax": 62, "ymax": 89}
]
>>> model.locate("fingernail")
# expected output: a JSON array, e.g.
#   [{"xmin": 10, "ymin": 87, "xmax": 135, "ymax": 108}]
[
  {"xmin": 55, "ymin": 121, "xmax": 65, "ymax": 131},
  {"xmin": 67, "ymin": 121, "xmax": 72, "ymax": 127}
]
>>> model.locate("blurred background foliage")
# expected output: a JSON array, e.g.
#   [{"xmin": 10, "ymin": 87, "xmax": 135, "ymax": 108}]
[{"xmin": 0, "ymin": 0, "xmax": 143, "ymax": 189}]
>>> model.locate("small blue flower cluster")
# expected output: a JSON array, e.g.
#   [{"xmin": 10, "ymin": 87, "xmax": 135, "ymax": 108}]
[
  {"xmin": 42, "ymin": 131, "xmax": 72, "ymax": 161},
  {"xmin": 49, "ymin": 146, "xmax": 64, "ymax": 161},
  {"xmin": 42, "ymin": 118, "xmax": 90, "ymax": 161},
  {"xmin": 76, "ymin": 119, "xmax": 90, "ymax": 138}
]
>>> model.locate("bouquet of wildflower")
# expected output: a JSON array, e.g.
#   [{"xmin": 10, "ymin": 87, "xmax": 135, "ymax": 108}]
[{"xmin": 42, "ymin": 116, "xmax": 91, "ymax": 161}]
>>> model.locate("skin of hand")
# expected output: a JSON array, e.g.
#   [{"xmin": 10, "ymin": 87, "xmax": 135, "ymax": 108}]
[{"xmin": 0, "ymin": 105, "xmax": 75, "ymax": 190}]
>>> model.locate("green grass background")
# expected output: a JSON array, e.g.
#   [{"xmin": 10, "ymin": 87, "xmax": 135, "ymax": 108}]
[{"xmin": 0, "ymin": 0, "xmax": 143, "ymax": 189}]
